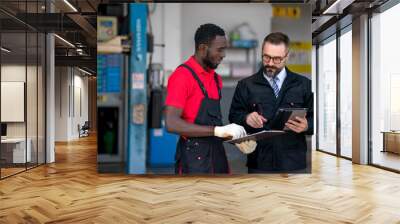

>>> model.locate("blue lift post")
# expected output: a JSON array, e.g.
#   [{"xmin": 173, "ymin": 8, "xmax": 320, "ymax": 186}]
[{"xmin": 127, "ymin": 3, "xmax": 148, "ymax": 174}]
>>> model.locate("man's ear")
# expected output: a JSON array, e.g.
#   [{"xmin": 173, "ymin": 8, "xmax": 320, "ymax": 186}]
[{"xmin": 198, "ymin": 43, "xmax": 208, "ymax": 56}]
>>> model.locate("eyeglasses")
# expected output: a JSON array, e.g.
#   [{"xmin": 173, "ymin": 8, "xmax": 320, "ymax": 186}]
[{"xmin": 262, "ymin": 53, "xmax": 288, "ymax": 64}]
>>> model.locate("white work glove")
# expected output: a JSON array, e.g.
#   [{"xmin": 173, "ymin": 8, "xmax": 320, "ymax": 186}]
[
  {"xmin": 214, "ymin": 123, "xmax": 246, "ymax": 139},
  {"xmin": 235, "ymin": 140, "xmax": 257, "ymax": 154}
]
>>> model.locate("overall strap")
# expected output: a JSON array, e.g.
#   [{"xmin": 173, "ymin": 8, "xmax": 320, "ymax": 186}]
[
  {"xmin": 179, "ymin": 64, "xmax": 209, "ymax": 98},
  {"xmin": 213, "ymin": 73, "xmax": 221, "ymax": 99}
]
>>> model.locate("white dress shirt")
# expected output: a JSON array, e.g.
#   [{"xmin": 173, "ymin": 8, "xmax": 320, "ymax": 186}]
[{"xmin": 263, "ymin": 67, "xmax": 287, "ymax": 91}]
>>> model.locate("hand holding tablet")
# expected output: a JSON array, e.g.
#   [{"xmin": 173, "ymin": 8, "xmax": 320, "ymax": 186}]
[{"xmin": 270, "ymin": 108, "xmax": 308, "ymax": 131}]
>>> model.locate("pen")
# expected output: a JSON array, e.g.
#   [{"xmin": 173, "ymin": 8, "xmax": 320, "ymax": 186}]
[
  {"xmin": 255, "ymin": 103, "xmax": 263, "ymax": 115},
  {"xmin": 254, "ymin": 103, "xmax": 267, "ymax": 130}
]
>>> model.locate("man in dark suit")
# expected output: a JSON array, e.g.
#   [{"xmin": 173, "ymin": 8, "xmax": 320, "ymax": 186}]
[{"xmin": 229, "ymin": 32, "xmax": 313, "ymax": 173}]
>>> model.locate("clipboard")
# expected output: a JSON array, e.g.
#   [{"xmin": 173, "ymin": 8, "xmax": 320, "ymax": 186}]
[{"xmin": 225, "ymin": 130, "xmax": 285, "ymax": 144}]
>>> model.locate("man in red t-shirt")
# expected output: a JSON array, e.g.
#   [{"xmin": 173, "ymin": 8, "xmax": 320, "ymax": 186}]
[{"xmin": 165, "ymin": 23, "xmax": 257, "ymax": 174}]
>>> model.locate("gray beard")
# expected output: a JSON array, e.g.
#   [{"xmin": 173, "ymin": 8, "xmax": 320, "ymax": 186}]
[{"xmin": 264, "ymin": 66, "xmax": 282, "ymax": 78}]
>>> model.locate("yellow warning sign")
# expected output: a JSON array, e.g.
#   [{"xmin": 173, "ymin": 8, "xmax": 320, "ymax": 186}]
[
  {"xmin": 289, "ymin": 42, "xmax": 312, "ymax": 51},
  {"xmin": 273, "ymin": 7, "xmax": 301, "ymax": 19}
]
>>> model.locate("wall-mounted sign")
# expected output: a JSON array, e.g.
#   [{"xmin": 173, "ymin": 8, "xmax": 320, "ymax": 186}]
[
  {"xmin": 272, "ymin": 6, "xmax": 301, "ymax": 19},
  {"xmin": 132, "ymin": 104, "xmax": 145, "ymax": 125}
]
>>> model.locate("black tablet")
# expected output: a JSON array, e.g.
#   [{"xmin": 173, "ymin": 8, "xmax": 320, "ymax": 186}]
[{"xmin": 269, "ymin": 108, "xmax": 308, "ymax": 131}]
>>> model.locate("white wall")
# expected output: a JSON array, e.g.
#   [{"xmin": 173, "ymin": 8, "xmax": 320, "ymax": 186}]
[
  {"xmin": 271, "ymin": 4, "xmax": 312, "ymax": 77},
  {"xmin": 150, "ymin": 3, "xmax": 183, "ymax": 75},
  {"xmin": 271, "ymin": 4, "xmax": 312, "ymax": 42},
  {"xmin": 1, "ymin": 65, "xmax": 37, "ymax": 138},
  {"xmin": 150, "ymin": 3, "xmax": 272, "ymax": 80},
  {"xmin": 181, "ymin": 3, "xmax": 271, "ymax": 65},
  {"xmin": 1, "ymin": 64, "xmax": 46, "ymax": 164},
  {"xmin": 54, "ymin": 67, "xmax": 89, "ymax": 141},
  {"xmin": 1, "ymin": 65, "xmax": 26, "ymax": 140},
  {"xmin": 72, "ymin": 73, "xmax": 89, "ymax": 138},
  {"xmin": 1, "ymin": 65, "xmax": 26, "ymax": 82},
  {"xmin": 55, "ymin": 66, "xmax": 68, "ymax": 141}
]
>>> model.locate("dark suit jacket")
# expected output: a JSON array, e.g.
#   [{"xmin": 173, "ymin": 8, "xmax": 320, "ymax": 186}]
[{"xmin": 229, "ymin": 67, "xmax": 313, "ymax": 172}]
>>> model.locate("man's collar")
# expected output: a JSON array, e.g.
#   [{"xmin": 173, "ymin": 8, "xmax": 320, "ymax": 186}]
[{"xmin": 187, "ymin": 55, "xmax": 215, "ymax": 75}]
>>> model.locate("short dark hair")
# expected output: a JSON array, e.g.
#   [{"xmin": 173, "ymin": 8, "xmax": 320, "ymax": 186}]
[
  {"xmin": 194, "ymin": 23, "xmax": 225, "ymax": 50},
  {"xmin": 262, "ymin": 32, "xmax": 290, "ymax": 49}
]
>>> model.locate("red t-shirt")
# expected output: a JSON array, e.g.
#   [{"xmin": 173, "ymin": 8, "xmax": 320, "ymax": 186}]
[{"xmin": 165, "ymin": 56, "xmax": 223, "ymax": 123}]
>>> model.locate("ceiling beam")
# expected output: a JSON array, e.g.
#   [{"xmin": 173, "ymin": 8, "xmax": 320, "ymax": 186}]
[
  {"xmin": 66, "ymin": 13, "xmax": 97, "ymax": 47},
  {"xmin": 55, "ymin": 56, "xmax": 96, "ymax": 72}
]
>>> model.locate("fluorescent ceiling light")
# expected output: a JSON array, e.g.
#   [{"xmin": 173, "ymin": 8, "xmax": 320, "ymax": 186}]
[
  {"xmin": 1, "ymin": 47, "xmax": 11, "ymax": 53},
  {"xmin": 54, "ymin": 34, "xmax": 75, "ymax": 48},
  {"xmin": 78, "ymin": 67, "xmax": 92, "ymax": 76},
  {"xmin": 63, "ymin": 0, "xmax": 78, "ymax": 12}
]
